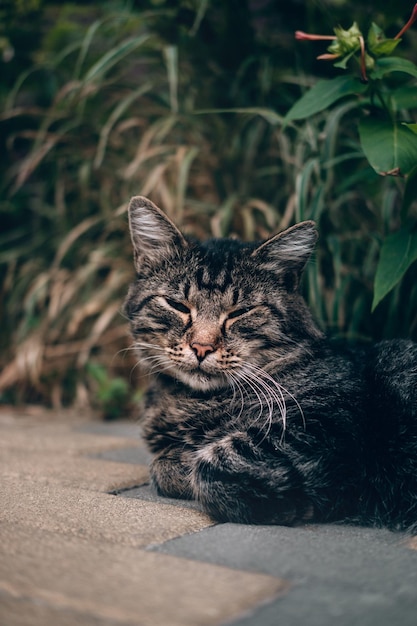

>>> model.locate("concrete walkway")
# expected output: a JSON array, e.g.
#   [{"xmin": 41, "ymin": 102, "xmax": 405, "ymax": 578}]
[{"xmin": 1, "ymin": 407, "xmax": 417, "ymax": 626}]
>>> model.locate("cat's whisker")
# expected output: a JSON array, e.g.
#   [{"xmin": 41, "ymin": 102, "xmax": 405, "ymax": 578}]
[
  {"xmin": 243, "ymin": 364, "xmax": 286, "ymax": 414},
  {"xmin": 225, "ymin": 371, "xmax": 246, "ymax": 421},
  {"xmin": 114, "ymin": 345, "xmax": 137, "ymax": 358},
  {"xmin": 111, "ymin": 344, "xmax": 140, "ymax": 366},
  {"xmin": 149, "ymin": 359, "xmax": 175, "ymax": 373},
  {"xmin": 238, "ymin": 369, "xmax": 279, "ymax": 440},
  {"xmin": 134, "ymin": 341, "xmax": 167, "ymax": 353},
  {"xmin": 128, "ymin": 350, "xmax": 175, "ymax": 382},
  {"xmin": 233, "ymin": 361, "xmax": 293, "ymax": 441},
  {"xmin": 129, "ymin": 342, "xmax": 174, "ymax": 375},
  {"xmin": 129, "ymin": 359, "xmax": 144, "ymax": 381},
  {"xmin": 139, "ymin": 353, "xmax": 169, "ymax": 366},
  {"xmin": 246, "ymin": 375, "xmax": 285, "ymax": 442},
  {"xmin": 148, "ymin": 355, "xmax": 177, "ymax": 377},
  {"xmin": 250, "ymin": 362, "xmax": 306, "ymax": 434},
  {"xmin": 235, "ymin": 369, "xmax": 273, "ymax": 426},
  {"xmin": 244, "ymin": 361, "xmax": 303, "ymax": 425}
]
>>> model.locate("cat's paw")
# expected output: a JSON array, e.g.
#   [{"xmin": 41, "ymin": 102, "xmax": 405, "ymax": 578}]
[
  {"xmin": 150, "ymin": 456, "xmax": 194, "ymax": 500},
  {"xmin": 191, "ymin": 433, "xmax": 314, "ymax": 525}
]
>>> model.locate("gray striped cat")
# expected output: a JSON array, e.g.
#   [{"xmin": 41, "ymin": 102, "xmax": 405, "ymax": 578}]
[{"xmin": 125, "ymin": 196, "xmax": 417, "ymax": 530}]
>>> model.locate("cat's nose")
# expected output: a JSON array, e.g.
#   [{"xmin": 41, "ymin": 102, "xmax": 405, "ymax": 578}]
[{"xmin": 191, "ymin": 342, "xmax": 215, "ymax": 362}]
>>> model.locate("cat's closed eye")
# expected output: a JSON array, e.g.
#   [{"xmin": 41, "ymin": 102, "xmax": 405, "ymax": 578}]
[
  {"xmin": 164, "ymin": 298, "xmax": 191, "ymax": 315},
  {"xmin": 224, "ymin": 305, "xmax": 259, "ymax": 332},
  {"xmin": 227, "ymin": 306, "xmax": 256, "ymax": 320}
]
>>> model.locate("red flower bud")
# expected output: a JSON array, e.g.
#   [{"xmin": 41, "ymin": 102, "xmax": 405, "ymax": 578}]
[{"xmin": 295, "ymin": 31, "xmax": 336, "ymax": 41}]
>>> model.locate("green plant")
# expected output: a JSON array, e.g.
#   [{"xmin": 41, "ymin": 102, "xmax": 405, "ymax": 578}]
[
  {"xmin": 287, "ymin": 4, "xmax": 417, "ymax": 311},
  {"xmin": 86, "ymin": 362, "xmax": 135, "ymax": 420}
]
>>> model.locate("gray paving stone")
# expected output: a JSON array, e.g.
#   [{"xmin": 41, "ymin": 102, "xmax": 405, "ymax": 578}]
[
  {"xmin": 75, "ymin": 421, "xmax": 142, "ymax": 440},
  {"xmin": 149, "ymin": 522, "xmax": 417, "ymax": 626},
  {"xmin": 81, "ymin": 422, "xmax": 152, "ymax": 464},
  {"xmin": 229, "ymin": 582, "xmax": 417, "ymax": 626},
  {"xmin": 92, "ymin": 445, "xmax": 151, "ymax": 466}
]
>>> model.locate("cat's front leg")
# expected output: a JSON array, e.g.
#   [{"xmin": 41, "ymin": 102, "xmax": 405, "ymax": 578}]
[
  {"xmin": 149, "ymin": 446, "xmax": 195, "ymax": 500},
  {"xmin": 191, "ymin": 432, "xmax": 314, "ymax": 525}
]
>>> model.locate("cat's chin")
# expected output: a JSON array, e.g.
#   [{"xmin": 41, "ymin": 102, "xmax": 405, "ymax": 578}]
[{"xmin": 172, "ymin": 368, "xmax": 227, "ymax": 392}]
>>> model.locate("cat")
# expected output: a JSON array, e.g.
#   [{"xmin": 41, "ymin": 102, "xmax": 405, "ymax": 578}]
[{"xmin": 124, "ymin": 195, "xmax": 417, "ymax": 531}]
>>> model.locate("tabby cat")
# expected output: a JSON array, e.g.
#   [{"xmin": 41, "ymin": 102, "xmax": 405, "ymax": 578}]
[{"xmin": 125, "ymin": 196, "xmax": 417, "ymax": 530}]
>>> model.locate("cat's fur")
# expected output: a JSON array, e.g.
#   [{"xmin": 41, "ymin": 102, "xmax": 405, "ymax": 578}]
[{"xmin": 125, "ymin": 196, "xmax": 417, "ymax": 530}]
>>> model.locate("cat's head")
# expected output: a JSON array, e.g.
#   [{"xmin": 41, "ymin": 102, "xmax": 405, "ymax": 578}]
[{"xmin": 125, "ymin": 196, "xmax": 322, "ymax": 392}]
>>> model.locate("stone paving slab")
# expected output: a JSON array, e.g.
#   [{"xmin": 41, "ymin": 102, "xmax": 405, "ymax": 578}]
[
  {"xmin": 1, "ymin": 523, "xmax": 287, "ymax": 626},
  {"xmin": 0, "ymin": 597, "xmax": 115, "ymax": 626},
  {"xmin": 1, "ymin": 448, "xmax": 149, "ymax": 492},
  {"xmin": 148, "ymin": 513, "xmax": 417, "ymax": 626},
  {"xmin": 1, "ymin": 476, "xmax": 212, "ymax": 547},
  {"xmin": 0, "ymin": 411, "xmax": 289, "ymax": 625},
  {"xmin": 0, "ymin": 418, "xmax": 138, "ymax": 455}
]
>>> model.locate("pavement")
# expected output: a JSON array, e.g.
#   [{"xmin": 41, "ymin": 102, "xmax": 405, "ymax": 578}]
[{"xmin": 1, "ymin": 407, "xmax": 417, "ymax": 626}]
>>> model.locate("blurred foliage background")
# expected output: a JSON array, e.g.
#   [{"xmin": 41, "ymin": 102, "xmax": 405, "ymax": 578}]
[{"xmin": 1, "ymin": 0, "xmax": 416, "ymax": 417}]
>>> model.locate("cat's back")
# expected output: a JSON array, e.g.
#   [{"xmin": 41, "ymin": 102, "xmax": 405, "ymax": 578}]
[
  {"xmin": 364, "ymin": 339, "xmax": 417, "ymax": 414},
  {"xmin": 354, "ymin": 339, "xmax": 417, "ymax": 529}
]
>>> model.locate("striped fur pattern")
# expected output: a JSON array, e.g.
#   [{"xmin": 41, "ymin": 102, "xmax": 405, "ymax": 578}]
[{"xmin": 125, "ymin": 196, "xmax": 417, "ymax": 530}]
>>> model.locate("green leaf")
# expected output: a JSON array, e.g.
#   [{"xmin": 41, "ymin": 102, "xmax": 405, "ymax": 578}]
[
  {"xmin": 333, "ymin": 50, "xmax": 357, "ymax": 70},
  {"xmin": 367, "ymin": 22, "xmax": 384, "ymax": 49},
  {"xmin": 164, "ymin": 45, "xmax": 179, "ymax": 113},
  {"xmin": 284, "ymin": 76, "xmax": 367, "ymax": 122},
  {"xmin": 402, "ymin": 123, "xmax": 417, "ymax": 135},
  {"xmin": 371, "ymin": 57, "xmax": 417, "ymax": 80},
  {"xmin": 194, "ymin": 107, "xmax": 283, "ymax": 125},
  {"xmin": 390, "ymin": 86, "xmax": 417, "ymax": 111},
  {"xmin": 401, "ymin": 165, "xmax": 417, "ymax": 220},
  {"xmin": 83, "ymin": 35, "xmax": 150, "ymax": 83},
  {"xmin": 372, "ymin": 227, "xmax": 417, "ymax": 310},
  {"xmin": 371, "ymin": 39, "xmax": 401, "ymax": 56},
  {"xmin": 359, "ymin": 118, "xmax": 417, "ymax": 176},
  {"xmin": 94, "ymin": 83, "xmax": 153, "ymax": 168},
  {"xmin": 367, "ymin": 23, "xmax": 401, "ymax": 57}
]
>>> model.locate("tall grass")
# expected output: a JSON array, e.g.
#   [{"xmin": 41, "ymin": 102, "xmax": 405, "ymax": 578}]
[{"xmin": 0, "ymin": 2, "xmax": 416, "ymax": 414}]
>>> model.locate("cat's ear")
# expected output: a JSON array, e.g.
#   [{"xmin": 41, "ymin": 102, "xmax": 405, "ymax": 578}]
[
  {"xmin": 252, "ymin": 220, "xmax": 318, "ymax": 290},
  {"xmin": 128, "ymin": 196, "xmax": 188, "ymax": 270}
]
